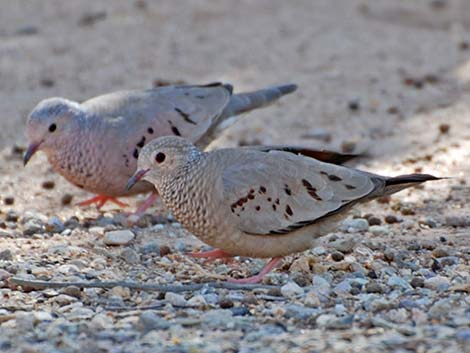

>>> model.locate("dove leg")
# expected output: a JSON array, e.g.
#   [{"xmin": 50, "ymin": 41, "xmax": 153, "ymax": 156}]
[
  {"xmin": 187, "ymin": 249, "xmax": 233, "ymax": 261},
  {"xmin": 228, "ymin": 257, "xmax": 283, "ymax": 284},
  {"xmin": 77, "ymin": 195, "xmax": 129, "ymax": 209},
  {"xmin": 133, "ymin": 192, "xmax": 159, "ymax": 215}
]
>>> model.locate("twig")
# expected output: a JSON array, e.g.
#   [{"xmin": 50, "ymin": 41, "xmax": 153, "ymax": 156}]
[{"xmin": 10, "ymin": 277, "xmax": 277, "ymax": 293}]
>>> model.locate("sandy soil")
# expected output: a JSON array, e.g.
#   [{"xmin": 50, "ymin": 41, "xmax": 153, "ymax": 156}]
[{"xmin": 0, "ymin": 1, "xmax": 469, "ymax": 352}]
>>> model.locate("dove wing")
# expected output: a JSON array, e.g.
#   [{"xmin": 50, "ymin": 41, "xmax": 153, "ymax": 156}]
[
  {"xmin": 219, "ymin": 149, "xmax": 381, "ymax": 235},
  {"xmin": 82, "ymin": 83, "xmax": 232, "ymax": 145}
]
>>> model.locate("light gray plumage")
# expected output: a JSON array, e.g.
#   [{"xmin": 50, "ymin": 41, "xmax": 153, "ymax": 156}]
[
  {"xmin": 24, "ymin": 83, "xmax": 297, "ymax": 202},
  {"xmin": 129, "ymin": 136, "xmax": 440, "ymax": 260}
]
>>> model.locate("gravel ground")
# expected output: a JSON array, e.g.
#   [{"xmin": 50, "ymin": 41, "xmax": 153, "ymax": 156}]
[{"xmin": 1, "ymin": 1, "xmax": 470, "ymax": 352}]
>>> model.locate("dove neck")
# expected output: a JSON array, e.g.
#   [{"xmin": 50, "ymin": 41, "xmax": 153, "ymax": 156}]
[{"xmin": 158, "ymin": 152, "xmax": 231, "ymax": 241}]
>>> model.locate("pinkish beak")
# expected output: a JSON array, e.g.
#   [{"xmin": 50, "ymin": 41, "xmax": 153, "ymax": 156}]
[
  {"xmin": 126, "ymin": 169, "xmax": 150, "ymax": 191},
  {"xmin": 23, "ymin": 141, "xmax": 43, "ymax": 166}
]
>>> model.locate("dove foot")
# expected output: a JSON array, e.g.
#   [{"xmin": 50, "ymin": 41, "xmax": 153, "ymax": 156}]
[
  {"xmin": 187, "ymin": 249, "xmax": 234, "ymax": 264},
  {"xmin": 77, "ymin": 195, "xmax": 129, "ymax": 209},
  {"xmin": 133, "ymin": 192, "xmax": 159, "ymax": 215},
  {"xmin": 228, "ymin": 257, "xmax": 283, "ymax": 284}
]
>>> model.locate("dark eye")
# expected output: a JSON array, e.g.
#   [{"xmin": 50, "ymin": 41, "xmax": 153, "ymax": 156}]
[
  {"xmin": 48, "ymin": 123, "xmax": 57, "ymax": 132},
  {"xmin": 155, "ymin": 152, "xmax": 166, "ymax": 163}
]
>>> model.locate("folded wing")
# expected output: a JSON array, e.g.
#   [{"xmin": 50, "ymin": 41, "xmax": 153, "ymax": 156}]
[{"xmin": 221, "ymin": 150, "xmax": 380, "ymax": 235}]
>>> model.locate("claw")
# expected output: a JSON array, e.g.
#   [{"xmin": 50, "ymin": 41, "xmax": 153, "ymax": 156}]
[
  {"xmin": 77, "ymin": 195, "xmax": 129, "ymax": 209},
  {"xmin": 228, "ymin": 257, "xmax": 283, "ymax": 284}
]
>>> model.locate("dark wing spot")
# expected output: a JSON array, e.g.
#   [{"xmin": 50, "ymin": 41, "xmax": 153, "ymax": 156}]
[
  {"xmin": 267, "ymin": 197, "xmax": 272, "ymax": 202},
  {"xmin": 171, "ymin": 126, "xmax": 181, "ymax": 136},
  {"xmin": 345, "ymin": 184, "xmax": 357, "ymax": 190},
  {"xmin": 248, "ymin": 194, "xmax": 255, "ymax": 200},
  {"xmin": 328, "ymin": 174, "xmax": 342, "ymax": 181},
  {"xmin": 272, "ymin": 204, "xmax": 277, "ymax": 211},
  {"xmin": 136, "ymin": 136, "xmax": 146, "ymax": 148},
  {"xmin": 259, "ymin": 186, "xmax": 267, "ymax": 194},
  {"xmin": 133, "ymin": 149, "xmax": 139, "ymax": 159},
  {"xmin": 285, "ymin": 205, "xmax": 293, "ymax": 216},
  {"xmin": 302, "ymin": 179, "xmax": 322, "ymax": 201},
  {"xmin": 255, "ymin": 206, "xmax": 260, "ymax": 211},
  {"xmin": 275, "ymin": 198, "xmax": 280, "ymax": 205},
  {"xmin": 196, "ymin": 95, "xmax": 205, "ymax": 99},
  {"xmin": 175, "ymin": 107, "xmax": 196, "ymax": 125},
  {"xmin": 168, "ymin": 120, "xmax": 181, "ymax": 136},
  {"xmin": 147, "ymin": 127, "xmax": 154, "ymax": 134},
  {"xmin": 284, "ymin": 185, "xmax": 292, "ymax": 196},
  {"xmin": 320, "ymin": 171, "xmax": 328, "ymax": 176}
]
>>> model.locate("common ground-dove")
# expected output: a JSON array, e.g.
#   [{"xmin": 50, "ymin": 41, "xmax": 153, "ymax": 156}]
[
  {"xmin": 127, "ymin": 136, "xmax": 441, "ymax": 283},
  {"xmin": 24, "ymin": 82, "xmax": 297, "ymax": 212}
]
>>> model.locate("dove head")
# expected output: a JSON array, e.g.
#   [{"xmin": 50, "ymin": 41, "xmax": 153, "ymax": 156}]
[
  {"xmin": 24, "ymin": 98, "xmax": 85, "ymax": 165},
  {"xmin": 126, "ymin": 136, "xmax": 202, "ymax": 191}
]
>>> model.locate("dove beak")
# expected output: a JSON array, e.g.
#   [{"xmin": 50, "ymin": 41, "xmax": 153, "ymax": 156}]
[
  {"xmin": 23, "ymin": 141, "xmax": 43, "ymax": 166},
  {"xmin": 126, "ymin": 169, "xmax": 150, "ymax": 191}
]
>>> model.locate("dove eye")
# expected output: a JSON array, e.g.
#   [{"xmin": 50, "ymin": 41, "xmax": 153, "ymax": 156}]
[
  {"xmin": 155, "ymin": 152, "xmax": 166, "ymax": 164},
  {"xmin": 48, "ymin": 123, "xmax": 57, "ymax": 133}
]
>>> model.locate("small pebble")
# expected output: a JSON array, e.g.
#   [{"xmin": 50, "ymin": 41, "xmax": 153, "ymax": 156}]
[
  {"xmin": 3, "ymin": 197, "xmax": 14, "ymax": 205},
  {"xmin": 432, "ymin": 248, "xmax": 449, "ymax": 258},
  {"xmin": 0, "ymin": 249, "xmax": 13, "ymax": 261},
  {"xmin": 366, "ymin": 281, "xmax": 384, "ymax": 293},
  {"xmin": 410, "ymin": 277, "xmax": 424, "ymax": 288},
  {"xmin": 165, "ymin": 292, "xmax": 188, "ymax": 307},
  {"xmin": 61, "ymin": 194, "xmax": 73, "ymax": 205},
  {"xmin": 330, "ymin": 237, "xmax": 356, "ymax": 253},
  {"xmin": 331, "ymin": 251, "xmax": 344, "ymax": 262},
  {"xmin": 103, "ymin": 230, "xmax": 135, "ymax": 246},
  {"xmin": 159, "ymin": 245, "xmax": 172, "ymax": 257},
  {"xmin": 46, "ymin": 216, "xmax": 65, "ymax": 233},
  {"xmin": 384, "ymin": 215, "xmax": 399, "ymax": 224},
  {"xmin": 280, "ymin": 281, "xmax": 304, "ymax": 298},
  {"xmin": 120, "ymin": 248, "xmax": 140, "ymax": 264},
  {"xmin": 139, "ymin": 311, "xmax": 170, "ymax": 332},
  {"xmin": 369, "ymin": 225, "xmax": 390, "ymax": 236},
  {"xmin": 41, "ymin": 180, "xmax": 55, "ymax": 190},
  {"xmin": 367, "ymin": 216, "xmax": 382, "ymax": 226},
  {"xmin": 219, "ymin": 298, "xmax": 234, "ymax": 309}
]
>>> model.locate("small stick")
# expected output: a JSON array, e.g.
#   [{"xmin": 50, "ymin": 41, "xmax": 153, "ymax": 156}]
[{"xmin": 9, "ymin": 277, "xmax": 277, "ymax": 293}]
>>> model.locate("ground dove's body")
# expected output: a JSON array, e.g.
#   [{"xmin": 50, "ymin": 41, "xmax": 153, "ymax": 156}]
[
  {"xmin": 127, "ymin": 136, "xmax": 441, "ymax": 283},
  {"xmin": 24, "ymin": 82, "xmax": 297, "ymax": 212}
]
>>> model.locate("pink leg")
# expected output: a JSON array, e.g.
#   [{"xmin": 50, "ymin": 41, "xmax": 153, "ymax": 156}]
[
  {"xmin": 187, "ymin": 249, "xmax": 234, "ymax": 263},
  {"xmin": 77, "ymin": 195, "xmax": 129, "ymax": 209},
  {"xmin": 133, "ymin": 192, "xmax": 159, "ymax": 215},
  {"xmin": 228, "ymin": 257, "xmax": 283, "ymax": 284}
]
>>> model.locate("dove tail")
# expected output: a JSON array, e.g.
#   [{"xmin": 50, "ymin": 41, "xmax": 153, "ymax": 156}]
[
  {"xmin": 383, "ymin": 173, "xmax": 442, "ymax": 195},
  {"xmin": 220, "ymin": 83, "xmax": 298, "ymax": 119}
]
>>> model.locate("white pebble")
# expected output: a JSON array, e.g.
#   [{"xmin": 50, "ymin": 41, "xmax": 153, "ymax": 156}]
[{"xmin": 103, "ymin": 230, "xmax": 135, "ymax": 246}]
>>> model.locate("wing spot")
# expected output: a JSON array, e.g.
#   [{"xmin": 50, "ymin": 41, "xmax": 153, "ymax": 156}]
[
  {"xmin": 248, "ymin": 194, "xmax": 255, "ymax": 200},
  {"xmin": 272, "ymin": 204, "xmax": 277, "ymax": 211},
  {"xmin": 196, "ymin": 95, "xmax": 205, "ymax": 99},
  {"xmin": 285, "ymin": 205, "xmax": 293, "ymax": 216},
  {"xmin": 147, "ymin": 127, "xmax": 154, "ymax": 134},
  {"xmin": 328, "ymin": 174, "xmax": 342, "ymax": 181},
  {"xmin": 302, "ymin": 179, "xmax": 322, "ymax": 201},
  {"xmin": 275, "ymin": 198, "xmax": 280, "ymax": 205},
  {"xmin": 345, "ymin": 184, "xmax": 356, "ymax": 190},
  {"xmin": 259, "ymin": 186, "xmax": 267, "ymax": 194},
  {"xmin": 267, "ymin": 197, "xmax": 272, "ymax": 202},
  {"xmin": 284, "ymin": 185, "xmax": 292, "ymax": 195},
  {"xmin": 175, "ymin": 107, "xmax": 197, "ymax": 125},
  {"xmin": 136, "ymin": 136, "xmax": 146, "ymax": 148},
  {"xmin": 255, "ymin": 206, "xmax": 260, "ymax": 211},
  {"xmin": 133, "ymin": 149, "xmax": 139, "ymax": 159}
]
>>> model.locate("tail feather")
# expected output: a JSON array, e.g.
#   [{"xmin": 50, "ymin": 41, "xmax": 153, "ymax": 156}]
[
  {"xmin": 247, "ymin": 145, "xmax": 358, "ymax": 165},
  {"xmin": 220, "ymin": 83, "xmax": 298, "ymax": 119},
  {"xmin": 383, "ymin": 173, "xmax": 442, "ymax": 195},
  {"xmin": 196, "ymin": 83, "xmax": 297, "ymax": 147}
]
